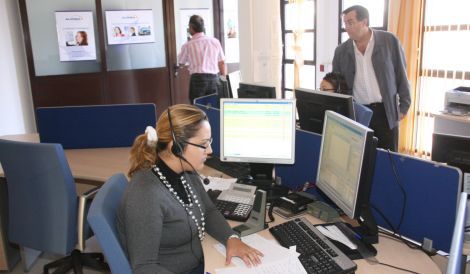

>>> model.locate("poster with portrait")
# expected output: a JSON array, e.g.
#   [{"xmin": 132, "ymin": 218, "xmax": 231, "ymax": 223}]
[
  {"xmin": 105, "ymin": 10, "xmax": 155, "ymax": 45},
  {"xmin": 55, "ymin": 11, "xmax": 97, "ymax": 61}
]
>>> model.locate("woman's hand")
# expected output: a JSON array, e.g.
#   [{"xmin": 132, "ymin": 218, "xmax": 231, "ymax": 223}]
[{"xmin": 225, "ymin": 238, "xmax": 264, "ymax": 267}]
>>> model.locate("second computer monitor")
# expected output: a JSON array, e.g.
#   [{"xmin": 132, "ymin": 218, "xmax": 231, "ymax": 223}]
[
  {"xmin": 237, "ymin": 82, "xmax": 276, "ymax": 99},
  {"xmin": 316, "ymin": 110, "xmax": 378, "ymax": 244},
  {"xmin": 295, "ymin": 88, "xmax": 355, "ymax": 134}
]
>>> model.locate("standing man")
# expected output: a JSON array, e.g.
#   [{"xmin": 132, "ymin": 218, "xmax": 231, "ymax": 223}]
[
  {"xmin": 178, "ymin": 15, "xmax": 227, "ymax": 103},
  {"xmin": 332, "ymin": 5, "xmax": 410, "ymax": 151}
]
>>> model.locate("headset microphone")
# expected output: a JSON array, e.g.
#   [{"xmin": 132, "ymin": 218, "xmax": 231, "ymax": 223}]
[{"xmin": 180, "ymin": 156, "xmax": 211, "ymax": 185}]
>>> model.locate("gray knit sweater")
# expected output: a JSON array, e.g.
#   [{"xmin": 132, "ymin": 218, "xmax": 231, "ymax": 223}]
[{"xmin": 117, "ymin": 169, "xmax": 234, "ymax": 274}]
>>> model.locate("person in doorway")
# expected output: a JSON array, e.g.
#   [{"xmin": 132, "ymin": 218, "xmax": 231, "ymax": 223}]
[
  {"xmin": 178, "ymin": 15, "xmax": 226, "ymax": 104},
  {"xmin": 332, "ymin": 5, "xmax": 411, "ymax": 151}
]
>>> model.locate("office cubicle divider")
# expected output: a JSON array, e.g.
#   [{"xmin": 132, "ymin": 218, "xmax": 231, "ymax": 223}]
[
  {"xmin": 195, "ymin": 95, "xmax": 221, "ymax": 157},
  {"xmin": 274, "ymin": 130, "xmax": 462, "ymax": 253},
  {"xmin": 36, "ymin": 103, "xmax": 156, "ymax": 149},
  {"xmin": 370, "ymin": 150, "xmax": 461, "ymax": 253}
]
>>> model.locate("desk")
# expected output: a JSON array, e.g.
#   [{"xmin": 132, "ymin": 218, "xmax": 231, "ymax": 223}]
[
  {"xmin": 0, "ymin": 134, "xmax": 442, "ymax": 273},
  {"xmin": 203, "ymin": 214, "xmax": 441, "ymax": 274},
  {"xmin": 0, "ymin": 133, "xmax": 130, "ymax": 183}
]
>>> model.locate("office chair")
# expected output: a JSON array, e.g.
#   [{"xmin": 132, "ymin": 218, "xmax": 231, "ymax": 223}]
[
  {"xmin": 87, "ymin": 173, "xmax": 132, "ymax": 274},
  {"xmin": 0, "ymin": 139, "xmax": 109, "ymax": 273}
]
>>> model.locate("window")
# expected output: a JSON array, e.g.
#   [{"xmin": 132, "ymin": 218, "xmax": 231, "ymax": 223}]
[
  {"xmin": 414, "ymin": 0, "xmax": 470, "ymax": 155},
  {"xmin": 281, "ymin": 0, "xmax": 315, "ymax": 99},
  {"xmin": 339, "ymin": 0, "xmax": 388, "ymax": 43}
]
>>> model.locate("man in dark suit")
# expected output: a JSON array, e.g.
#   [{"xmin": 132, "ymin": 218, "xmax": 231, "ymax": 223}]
[{"xmin": 333, "ymin": 5, "xmax": 411, "ymax": 151}]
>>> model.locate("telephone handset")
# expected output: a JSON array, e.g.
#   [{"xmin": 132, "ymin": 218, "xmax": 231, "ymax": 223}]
[{"xmin": 214, "ymin": 183, "xmax": 257, "ymax": 222}]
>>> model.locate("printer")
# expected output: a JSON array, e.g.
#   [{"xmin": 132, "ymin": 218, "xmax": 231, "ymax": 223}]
[{"xmin": 444, "ymin": 86, "xmax": 470, "ymax": 115}]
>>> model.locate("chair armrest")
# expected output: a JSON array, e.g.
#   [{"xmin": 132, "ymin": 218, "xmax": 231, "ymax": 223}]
[{"xmin": 77, "ymin": 186, "xmax": 101, "ymax": 251}]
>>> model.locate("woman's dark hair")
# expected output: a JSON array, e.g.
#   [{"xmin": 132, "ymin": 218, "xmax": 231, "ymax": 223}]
[
  {"xmin": 343, "ymin": 5, "xmax": 369, "ymax": 26},
  {"xmin": 189, "ymin": 15, "xmax": 205, "ymax": 33},
  {"xmin": 323, "ymin": 72, "xmax": 350, "ymax": 94}
]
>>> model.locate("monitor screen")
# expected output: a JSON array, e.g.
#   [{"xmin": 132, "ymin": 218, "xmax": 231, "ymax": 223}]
[
  {"xmin": 220, "ymin": 99, "xmax": 296, "ymax": 165},
  {"xmin": 237, "ymin": 83, "xmax": 276, "ymax": 99},
  {"xmin": 446, "ymin": 192, "xmax": 468, "ymax": 274},
  {"xmin": 316, "ymin": 110, "xmax": 378, "ymax": 243},
  {"xmin": 295, "ymin": 88, "xmax": 355, "ymax": 134},
  {"xmin": 432, "ymin": 133, "xmax": 470, "ymax": 174}
]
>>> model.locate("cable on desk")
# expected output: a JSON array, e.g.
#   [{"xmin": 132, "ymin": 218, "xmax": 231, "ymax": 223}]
[{"xmin": 372, "ymin": 260, "xmax": 420, "ymax": 274}]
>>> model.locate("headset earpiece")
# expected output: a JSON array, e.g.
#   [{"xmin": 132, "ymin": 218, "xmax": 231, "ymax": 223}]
[{"xmin": 167, "ymin": 107, "xmax": 184, "ymax": 158}]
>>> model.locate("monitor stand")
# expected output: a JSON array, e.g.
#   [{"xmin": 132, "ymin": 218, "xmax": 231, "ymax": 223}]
[{"xmin": 249, "ymin": 163, "xmax": 289, "ymax": 202}]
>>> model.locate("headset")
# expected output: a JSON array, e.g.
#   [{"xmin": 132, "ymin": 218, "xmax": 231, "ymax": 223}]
[
  {"xmin": 167, "ymin": 107, "xmax": 185, "ymax": 158},
  {"xmin": 167, "ymin": 106, "xmax": 210, "ymax": 185}
]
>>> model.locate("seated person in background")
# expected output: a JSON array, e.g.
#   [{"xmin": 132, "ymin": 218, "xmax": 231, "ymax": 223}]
[
  {"xmin": 321, "ymin": 72, "xmax": 373, "ymax": 127},
  {"xmin": 117, "ymin": 104, "xmax": 262, "ymax": 274}
]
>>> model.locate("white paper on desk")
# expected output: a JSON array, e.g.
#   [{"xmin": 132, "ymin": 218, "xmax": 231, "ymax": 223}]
[
  {"xmin": 203, "ymin": 177, "xmax": 236, "ymax": 191},
  {"xmin": 214, "ymin": 234, "xmax": 307, "ymax": 274}
]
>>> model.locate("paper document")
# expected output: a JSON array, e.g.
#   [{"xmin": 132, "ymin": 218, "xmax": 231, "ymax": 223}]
[
  {"xmin": 317, "ymin": 225, "xmax": 357, "ymax": 250},
  {"xmin": 214, "ymin": 234, "xmax": 306, "ymax": 274},
  {"xmin": 203, "ymin": 177, "xmax": 236, "ymax": 191}
]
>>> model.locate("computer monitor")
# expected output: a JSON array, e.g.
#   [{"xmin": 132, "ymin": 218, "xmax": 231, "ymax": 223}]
[
  {"xmin": 220, "ymin": 98, "xmax": 296, "ymax": 185},
  {"xmin": 316, "ymin": 111, "xmax": 378, "ymax": 246},
  {"xmin": 295, "ymin": 88, "xmax": 355, "ymax": 134},
  {"xmin": 237, "ymin": 82, "xmax": 276, "ymax": 99},
  {"xmin": 446, "ymin": 192, "xmax": 468, "ymax": 274},
  {"xmin": 432, "ymin": 133, "xmax": 470, "ymax": 174}
]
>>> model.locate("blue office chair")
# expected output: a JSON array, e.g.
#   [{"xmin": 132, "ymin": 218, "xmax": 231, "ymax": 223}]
[
  {"xmin": 87, "ymin": 173, "xmax": 132, "ymax": 274},
  {"xmin": 0, "ymin": 139, "xmax": 108, "ymax": 273}
]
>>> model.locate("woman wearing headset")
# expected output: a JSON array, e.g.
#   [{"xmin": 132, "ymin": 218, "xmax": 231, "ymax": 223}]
[{"xmin": 117, "ymin": 104, "xmax": 262, "ymax": 274}]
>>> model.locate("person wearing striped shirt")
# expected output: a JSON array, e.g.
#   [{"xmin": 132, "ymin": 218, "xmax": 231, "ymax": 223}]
[{"xmin": 178, "ymin": 15, "xmax": 227, "ymax": 103}]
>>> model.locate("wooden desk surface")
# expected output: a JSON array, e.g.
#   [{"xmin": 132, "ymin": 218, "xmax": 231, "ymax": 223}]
[
  {"xmin": 1, "ymin": 134, "xmax": 441, "ymax": 273},
  {"xmin": 203, "ymin": 214, "xmax": 441, "ymax": 274}
]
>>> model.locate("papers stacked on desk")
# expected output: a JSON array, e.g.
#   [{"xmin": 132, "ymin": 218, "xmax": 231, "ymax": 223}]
[
  {"xmin": 203, "ymin": 176, "xmax": 236, "ymax": 192},
  {"xmin": 214, "ymin": 234, "xmax": 307, "ymax": 274}
]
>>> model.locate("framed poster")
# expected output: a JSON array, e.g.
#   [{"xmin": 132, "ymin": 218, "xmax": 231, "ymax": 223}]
[
  {"xmin": 55, "ymin": 11, "xmax": 97, "ymax": 61},
  {"xmin": 105, "ymin": 10, "xmax": 155, "ymax": 45}
]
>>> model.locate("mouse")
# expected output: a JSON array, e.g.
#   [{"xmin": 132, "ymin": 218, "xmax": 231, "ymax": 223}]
[{"xmin": 236, "ymin": 175, "xmax": 254, "ymax": 185}]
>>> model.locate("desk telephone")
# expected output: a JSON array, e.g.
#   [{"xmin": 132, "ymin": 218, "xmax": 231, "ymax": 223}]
[{"xmin": 210, "ymin": 183, "xmax": 257, "ymax": 222}]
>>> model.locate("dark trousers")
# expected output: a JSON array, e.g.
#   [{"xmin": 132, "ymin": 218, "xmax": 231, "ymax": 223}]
[
  {"xmin": 189, "ymin": 73, "xmax": 219, "ymax": 104},
  {"xmin": 187, "ymin": 262, "xmax": 204, "ymax": 274},
  {"xmin": 365, "ymin": 102, "xmax": 398, "ymax": 152}
]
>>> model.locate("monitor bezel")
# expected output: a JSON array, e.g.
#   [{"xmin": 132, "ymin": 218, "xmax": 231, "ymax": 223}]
[
  {"xmin": 316, "ymin": 110, "xmax": 375, "ymax": 219},
  {"xmin": 220, "ymin": 98, "xmax": 296, "ymax": 165},
  {"xmin": 237, "ymin": 82, "xmax": 276, "ymax": 99},
  {"xmin": 295, "ymin": 88, "xmax": 356, "ymax": 134}
]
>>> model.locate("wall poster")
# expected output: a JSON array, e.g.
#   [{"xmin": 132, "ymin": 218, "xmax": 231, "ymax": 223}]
[
  {"xmin": 105, "ymin": 10, "xmax": 155, "ymax": 45},
  {"xmin": 55, "ymin": 11, "xmax": 97, "ymax": 61}
]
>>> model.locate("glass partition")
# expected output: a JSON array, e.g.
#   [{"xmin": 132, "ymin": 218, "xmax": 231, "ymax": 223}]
[
  {"xmin": 26, "ymin": 0, "xmax": 101, "ymax": 76},
  {"xmin": 102, "ymin": 0, "xmax": 166, "ymax": 71}
]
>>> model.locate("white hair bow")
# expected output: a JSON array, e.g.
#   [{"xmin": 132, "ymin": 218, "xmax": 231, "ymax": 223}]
[{"xmin": 145, "ymin": 126, "xmax": 158, "ymax": 147}]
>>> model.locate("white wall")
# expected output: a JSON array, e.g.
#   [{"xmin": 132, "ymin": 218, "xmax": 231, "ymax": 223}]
[
  {"xmin": 0, "ymin": 0, "xmax": 35, "ymax": 136},
  {"xmin": 238, "ymin": 0, "xmax": 282, "ymax": 97},
  {"xmin": 238, "ymin": 0, "xmax": 340, "ymax": 94}
]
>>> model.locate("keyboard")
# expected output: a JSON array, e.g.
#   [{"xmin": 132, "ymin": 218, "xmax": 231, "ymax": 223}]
[
  {"xmin": 204, "ymin": 157, "xmax": 250, "ymax": 178},
  {"xmin": 269, "ymin": 217, "xmax": 357, "ymax": 274}
]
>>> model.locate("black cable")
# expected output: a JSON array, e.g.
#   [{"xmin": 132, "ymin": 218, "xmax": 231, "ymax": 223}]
[
  {"xmin": 386, "ymin": 149, "xmax": 407, "ymax": 231},
  {"xmin": 372, "ymin": 204, "xmax": 421, "ymax": 251},
  {"xmin": 375, "ymin": 261, "xmax": 420, "ymax": 274}
]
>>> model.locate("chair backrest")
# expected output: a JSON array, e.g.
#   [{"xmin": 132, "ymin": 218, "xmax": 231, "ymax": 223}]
[
  {"xmin": 0, "ymin": 139, "xmax": 78, "ymax": 255},
  {"xmin": 36, "ymin": 103, "xmax": 157, "ymax": 149},
  {"xmin": 87, "ymin": 173, "xmax": 132, "ymax": 274}
]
